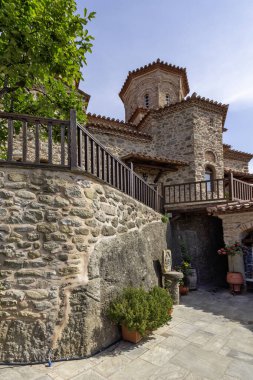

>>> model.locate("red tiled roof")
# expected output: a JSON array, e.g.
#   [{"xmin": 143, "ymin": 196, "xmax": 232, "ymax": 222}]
[
  {"xmin": 121, "ymin": 153, "xmax": 188, "ymax": 166},
  {"xmin": 86, "ymin": 113, "xmax": 152, "ymax": 141},
  {"xmin": 119, "ymin": 59, "xmax": 190, "ymax": 100},
  {"xmin": 137, "ymin": 92, "xmax": 229, "ymax": 129},
  {"xmin": 207, "ymin": 201, "xmax": 253, "ymax": 215},
  {"xmin": 224, "ymin": 169, "xmax": 253, "ymax": 180},
  {"xmin": 223, "ymin": 145, "xmax": 253, "ymax": 161}
]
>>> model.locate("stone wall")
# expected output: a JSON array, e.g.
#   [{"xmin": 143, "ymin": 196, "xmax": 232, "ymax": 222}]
[
  {"xmin": 121, "ymin": 69, "xmax": 184, "ymax": 122},
  {"xmin": 217, "ymin": 211, "xmax": 253, "ymax": 277},
  {"xmin": 0, "ymin": 166, "xmax": 166, "ymax": 363},
  {"xmin": 224, "ymin": 158, "xmax": 249, "ymax": 173},
  {"xmin": 193, "ymin": 109, "xmax": 224, "ymax": 181}
]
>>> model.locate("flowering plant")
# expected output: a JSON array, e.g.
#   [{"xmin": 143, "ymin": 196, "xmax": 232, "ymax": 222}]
[{"xmin": 217, "ymin": 242, "xmax": 245, "ymax": 256}]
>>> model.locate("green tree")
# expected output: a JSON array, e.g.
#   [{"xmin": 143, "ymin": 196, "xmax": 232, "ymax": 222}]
[{"xmin": 0, "ymin": 0, "xmax": 95, "ymax": 123}]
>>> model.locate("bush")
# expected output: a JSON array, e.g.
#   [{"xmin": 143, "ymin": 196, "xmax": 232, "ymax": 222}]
[{"xmin": 107, "ymin": 286, "xmax": 173, "ymax": 336}]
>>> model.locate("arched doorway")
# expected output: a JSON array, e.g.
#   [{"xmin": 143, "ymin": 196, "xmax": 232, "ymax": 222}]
[{"xmin": 242, "ymin": 230, "xmax": 253, "ymax": 289}]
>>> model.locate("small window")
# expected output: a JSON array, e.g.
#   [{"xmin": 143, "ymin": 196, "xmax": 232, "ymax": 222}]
[
  {"xmin": 144, "ymin": 94, "xmax": 149, "ymax": 108},
  {"xmin": 205, "ymin": 167, "xmax": 214, "ymax": 191},
  {"xmin": 165, "ymin": 94, "xmax": 170, "ymax": 106}
]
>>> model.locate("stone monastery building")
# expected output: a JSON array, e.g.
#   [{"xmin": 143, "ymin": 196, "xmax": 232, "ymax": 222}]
[
  {"xmin": 1, "ymin": 59, "xmax": 253, "ymax": 363},
  {"xmin": 85, "ymin": 59, "xmax": 253, "ymax": 284}
]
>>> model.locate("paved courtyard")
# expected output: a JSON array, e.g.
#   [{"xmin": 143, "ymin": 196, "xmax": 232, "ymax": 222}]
[{"xmin": 1, "ymin": 287, "xmax": 253, "ymax": 380}]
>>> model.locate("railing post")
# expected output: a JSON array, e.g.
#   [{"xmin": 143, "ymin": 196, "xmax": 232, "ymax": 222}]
[
  {"xmin": 7, "ymin": 119, "xmax": 13, "ymax": 162},
  {"xmin": 70, "ymin": 109, "xmax": 77, "ymax": 170},
  {"xmin": 130, "ymin": 162, "xmax": 134, "ymax": 197},
  {"xmin": 228, "ymin": 172, "xmax": 234, "ymax": 200}
]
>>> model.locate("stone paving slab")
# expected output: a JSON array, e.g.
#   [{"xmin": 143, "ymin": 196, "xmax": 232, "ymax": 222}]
[{"xmin": 1, "ymin": 288, "xmax": 253, "ymax": 380}]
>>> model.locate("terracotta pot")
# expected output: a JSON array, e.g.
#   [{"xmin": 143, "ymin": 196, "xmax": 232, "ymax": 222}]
[
  {"xmin": 121, "ymin": 325, "xmax": 142, "ymax": 343},
  {"xmin": 168, "ymin": 307, "xmax": 173, "ymax": 316},
  {"xmin": 226, "ymin": 272, "xmax": 244, "ymax": 285},
  {"xmin": 226, "ymin": 272, "xmax": 244, "ymax": 293},
  {"xmin": 179, "ymin": 285, "xmax": 189, "ymax": 295}
]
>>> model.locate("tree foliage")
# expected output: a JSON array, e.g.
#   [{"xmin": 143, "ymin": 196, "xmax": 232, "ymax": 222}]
[{"xmin": 0, "ymin": 0, "xmax": 95, "ymax": 122}]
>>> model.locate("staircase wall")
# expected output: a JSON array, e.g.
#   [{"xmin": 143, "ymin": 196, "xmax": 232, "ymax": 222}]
[{"xmin": 0, "ymin": 166, "xmax": 166, "ymax": 363}]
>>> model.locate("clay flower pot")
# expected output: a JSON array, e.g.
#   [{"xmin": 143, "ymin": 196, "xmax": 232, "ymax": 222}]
[
  {"xmin": 226, "ymin": 272, "xmax": 244, "ymax": 293},
  {"xmin": 179, "ymin": 285, "xmax": 189, "ymax": 296},
  {"xmin": 168, "ymin": 307, "xmax": 173, "ymax": 316},
  {"xmin": 121, "ymin": 325, "xmax": 143, "ymax": 344}
]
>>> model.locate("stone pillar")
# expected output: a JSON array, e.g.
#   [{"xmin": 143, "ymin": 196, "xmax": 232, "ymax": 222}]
[{"xmin": 163, "ymin": 271, "xmax": 183, "ymax": 305}]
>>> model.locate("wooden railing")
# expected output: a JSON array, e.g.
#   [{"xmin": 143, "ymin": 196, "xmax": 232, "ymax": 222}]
[
  {"xmin": 164, "ymin": 173, "xmax": 253, "ymax": 207},
  {"xmin": 75, "ymin": 122, "xmax": 163, "ymax": 211},
  {"xmin": 232, "ymin": 176, "xmax": 253, "ymax": 201},
  {"xmin": 164, "ymin": 178, "xmax": 227, "ymax": 205},
  {"xmin": 0, "ymin": 110, "xmax": 163, "ymax": 212}
]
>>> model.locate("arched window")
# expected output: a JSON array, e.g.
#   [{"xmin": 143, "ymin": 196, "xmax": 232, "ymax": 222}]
[
  {"xmin": 144, "ymin": 94, "xmax": 149, "ymax": 108},
  {"xmin": 205, "ymin": 166, "xmax": 214, "ymax": 191},
  {"xmin": 165, "ymin": 94, "xmax": 170, "ymax": 106}
]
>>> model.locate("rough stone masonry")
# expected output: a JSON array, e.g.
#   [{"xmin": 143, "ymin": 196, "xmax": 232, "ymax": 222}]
[{"xmin": 0, "ymin": 167, "xmax": 166, "ymax": 363}]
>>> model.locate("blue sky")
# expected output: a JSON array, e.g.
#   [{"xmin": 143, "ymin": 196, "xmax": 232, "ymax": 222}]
[{"xmin": 77, "ymin": 0, "xmax": 253, "ymax": 171}]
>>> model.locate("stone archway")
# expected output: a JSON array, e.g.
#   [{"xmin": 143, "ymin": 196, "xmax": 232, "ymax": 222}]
[{"xmin": 218, "ymin": 212, "xmax": 253, "ymax": 279}]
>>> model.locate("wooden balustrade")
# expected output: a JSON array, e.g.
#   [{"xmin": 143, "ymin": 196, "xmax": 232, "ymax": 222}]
[
  {"xmin": 164, "ymin": 178, "xmax": 227, "ymax": 205},
  {"xmin": 75, "ymin": 122, "xmax": 163, "ymax": 211},
  {"xmin": 0, "ymin": 109, "xmax": 163, "ymax": 212},
  {"xmin": 232, "ymin": 177, "xmax": 253, "ymax": 201}
]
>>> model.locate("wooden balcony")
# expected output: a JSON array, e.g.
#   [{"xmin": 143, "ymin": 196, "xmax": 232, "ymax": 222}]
[{"xmin": 164, "ymin": 174, "xmax": 253, "ymax": 210}]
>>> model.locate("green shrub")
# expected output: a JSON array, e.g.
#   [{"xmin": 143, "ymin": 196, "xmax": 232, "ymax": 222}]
[{"xmin": 107, "ymin": 286, "xmax": 173, "ymax": 336}]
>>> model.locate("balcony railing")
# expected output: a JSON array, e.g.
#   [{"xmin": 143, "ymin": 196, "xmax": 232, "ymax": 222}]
[
  {"xmin": 164, "ymin": 173, "xmax": 253, "ymax": 207},
  {"xmin": 0, "ymin": 109, "xmax": 163, "ymax": 213}
]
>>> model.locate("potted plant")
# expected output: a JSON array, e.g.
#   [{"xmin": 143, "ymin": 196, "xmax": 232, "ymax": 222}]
[
  {"xmin": 217, "ymin": 242, "xmax": 246, "ymax": 293},
  {"xmin": 107, "ymin": 286, "xmax": 173, "ymax": 343},
  {"xmin": 180, "ymin": 241, "xmax": 198, "ymax": 290},
  {"xmin": 175, "ymin": 260, "xmax": 190, "ymax": 295}
]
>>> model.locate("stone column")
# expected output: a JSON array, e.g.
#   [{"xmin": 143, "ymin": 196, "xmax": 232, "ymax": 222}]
[{"xmin": 163, "ymin": 271, "xmax": 183, "ymax": 305}]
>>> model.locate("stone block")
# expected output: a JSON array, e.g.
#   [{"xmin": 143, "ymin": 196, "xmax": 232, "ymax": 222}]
[
  {"xmin": 17, "ymin": 241, "xmax": 32, "ymax": 249},
  {"xmin": 0, "ymin": 189, "xmax": 14, "ymax": 198},
  {"xmin": 0, "ymin": 225, "xmax": 10, "ymax": 233},
  {"xmin": 45, "ymin": 210, "xmax": 61, "ymax": 222},
  {"xmin": 32, "ymin": 300, "xmax": 52, "ymax": 311},
  {"xmin": 28, "ymin": 251, "xmax": 41, "ymax": 259},
  {"xmin": 101, "ymin": 225, "xmax": 116, "ymax": 236},
  {"xmin": 58, "ymin": 253, "xmax": 68, "ymax": 262},
  {"xmin": 5, "ymin": 182, "xmax": 27, "ymax": 189},
  {"xmin": 26, "ymin": 289, "xmax": 48, "ymax": 300},
  {"xmin": 16, "ymin": 190, "xmax": 36, "ymax": 199},
  {"xmin": 15, "ymin": 269, "xmax": 44, "ymax": 277},
  {"xmin": 8, "ymin": 173, "xmax": 27, "ymax": 182},
  {"xmin": 65, "ymin": 186, "xmax": 83, "ymax": 198},
  {"xmin": 59, "ymin": 225, "xmax": 74, "ymax": 234},
  {"xmin": 117, "ymin": 225, "xmax": 128, "ymax": 234},
  {"xmin": 75, "ymin": 227, "xmax": 89, "ymax": 235},
  {"xmin": 0, "ymin": 298, "xmax": 17, "ymax": 307},
  {"xmin": 84, "ymin": 188, "xmax": 97, "ymax": 200},
  {"xmin": 19, "ymin": 310, "xmax": 41, "ymax": 318},
  {"xmin": 100, "ymin": 203, "xmax": 117, "ymax": 216},
  {"xmin": 50, "ymin": 232, "xmax": 67, "ymax": 242},
  {"xmin": 76, "ymin": 243, "xmax": 88, "ymax": 252},
  {"xmin": 27, "ymin": 232, "xmax": 40, "ymax": 241},
  {"xmin": 70, "ymin": 208, "xmax": 93, "ymax": 219},
  {"xmin": 61, "ymin": 218, "xmax": 82, "ymax": 227},
  {"xmin": 4, "ymin": 260, "xmax": 24, "ymax": 269},
  {"xmin": 37, "ymin": 223, "xmax": 58, "ymax": 233},
  {"xmin": 38, "ymin": 195, "xmax": 55, "ymax": 205},
  {"xmin": 43, "ymin": 241, "xmax": 60, "ymax": 252},
  {"xmin": 55, "ymin": 196, "xmax": 70, "ymax": 207},
  {"xmin": 23, "ymin": 210, "xmax": 43, "ymax": 223},
  {"xmin": 14, "ymin": 225, "xmax": 35, "ymax": 233},
  {"xmin": 58, "ymin": 266, "xmax": 79, "ymax": 276}
]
